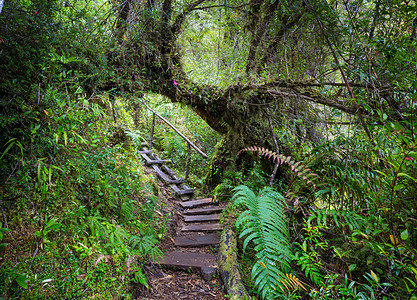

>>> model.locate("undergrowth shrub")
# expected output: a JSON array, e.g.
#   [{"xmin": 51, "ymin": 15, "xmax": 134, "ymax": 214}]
[
  {"xmin": 1, "ymin": 85, "xmax": 164, "ymax": 298},
  {"xmin": 232, "ymin": 135, "xmax": 417, "ymax": 299}
]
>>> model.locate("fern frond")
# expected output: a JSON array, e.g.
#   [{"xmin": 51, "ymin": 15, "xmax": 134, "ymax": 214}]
[
  {"xmin": 233, "ymin": 185, "xmax": 293, "ymax": 298},
  {"xmin": 126, "ymin": 130, "xmax": 146, "ymax": 150},
  {"xmin": 238, "ymin": 146, "xmax": 317, "ymax": 188},
  {"xmin": 87, "ymin": 216, "xmax": 105, "ymax": 237},
  {"xmin": 129, "ymin": 235, "xmax": 163, "ymax": 262},
  {"xmin": 308, "ymin": 208, "xmax": 366, "ymax": 230},
  {"xmin": 278, "ymin": 274, "xmax": 307, "ymax": 292}
]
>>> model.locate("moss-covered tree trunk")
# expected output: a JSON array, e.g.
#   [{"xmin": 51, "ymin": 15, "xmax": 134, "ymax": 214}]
[{"xmin": 106, "ymin": 0, "xmax": 373, "ymax": 186}]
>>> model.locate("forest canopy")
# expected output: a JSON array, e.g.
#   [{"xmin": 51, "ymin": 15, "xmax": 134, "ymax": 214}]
[{"xmin": 1, "ymin": 0, "xmax": 417, "ymax": 299}]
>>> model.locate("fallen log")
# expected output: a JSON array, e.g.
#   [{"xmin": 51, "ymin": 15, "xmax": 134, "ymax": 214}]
[{"xmin": 218, "ymin": 224, "xmax": 251, "ymax": 300}]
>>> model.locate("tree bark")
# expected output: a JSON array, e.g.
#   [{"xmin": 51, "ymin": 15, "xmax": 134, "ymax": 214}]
[{"xmin": 246, "ymin": 0, "xmax": 279, "ymax": 74}]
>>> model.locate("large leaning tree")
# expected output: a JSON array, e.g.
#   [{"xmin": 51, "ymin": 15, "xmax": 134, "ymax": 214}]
[
  {"xmin": 102, "ymin": 0, "xmax": 415, "ymax": 184},
  {"xmin": 2, "ymin": 0, "xmax": 415, "ymax": 185}
]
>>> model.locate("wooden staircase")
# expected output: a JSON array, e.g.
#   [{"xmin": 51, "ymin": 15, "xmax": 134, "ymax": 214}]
[{"xmin": 139, "ymin": 143, "xmax": 224, "ymax": 281}]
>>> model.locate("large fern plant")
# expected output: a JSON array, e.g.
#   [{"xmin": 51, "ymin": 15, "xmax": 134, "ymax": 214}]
[{"xmin": 233, "ymin": 185, "xmax": 298, "ymax": 299}]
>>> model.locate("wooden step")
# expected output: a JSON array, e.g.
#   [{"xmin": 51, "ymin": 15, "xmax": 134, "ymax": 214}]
[
  {"xmin": 143, "ymin": 155, "xmax": 171, "ymax": 166},
  {"xmin": 174, "ymin": 233, "xmax": 220, "ymax": 247},
  {"xmin": 185, "ymin": 206, "xmax": 223, "ymax": 215},
  {"xmin": 184, "ymin": 214, "xmax": 221, "ymax": 222},
  {"xmin": 152, "ymin": 165, "xmax": 184, "ymax": 184},
  {"xmin": 171, "ymin": 184, "xmax": 194, "ymax": 196},
  {"xmin": 162, "ymin": 165, "xmax": 177, "ymax": 176},
  {"xmin": 138, "ymin": 150, "xmax": 152, "ymax": 154},
  {"xmin": 156, "ymin": 251, "xmax": 217, "ymax": 269},
  {"xmin": 180, "ymin": 198, "xmax": 214, "ymax": 208},
  {"xmin": 182, "ymin": 223, "xmax": 222, "ymax": 232}
]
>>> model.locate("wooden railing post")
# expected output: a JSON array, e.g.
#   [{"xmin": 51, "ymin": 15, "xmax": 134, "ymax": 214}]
[
  {"xmin": 185, "ymin": 142, "xmax": 191, "ymax": 180},
  {"xmin": 150, "ymin": 112, "xmax": 156, "ymax": 149},
  {"xmin": 138, "ymin": 99, "xmax": 208, "ymax": 158}
]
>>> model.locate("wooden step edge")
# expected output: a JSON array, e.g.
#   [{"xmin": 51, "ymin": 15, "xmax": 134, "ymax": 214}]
[
  {"xmin": 184, "ymin": 206, "xmax": 224, "ymax": 215},
  {"xmin": 154, "ymin": 251, "xmax": 218, "ymax": 269},
  {"xmin": 162, "ymin": 165, "xmax": 176, "ymax": 176},
  {"xmin": 184, "ymin": 214, "xmax": 221, "ymax": 222},
  {"xmin": 181, "ymin": 223, "xmax": 222, "ymax": 232},
  {"xmin": 180, "ymin": 198, "xmax": 215, "ymax": 208},
  {"xmin": 174, "ymin": 233, "xmax": 220, "ymax": 247},
  {"xmin": 140, "ymin": 152, "xmax": 171, "ymax": 165},
  {"xmin": 144, "ymin": 159, "xmax": 171, "ymax": 166},
  {"xmin": 171, "ymin": 185, "xmax": 194, "ymax": 196},
  {"xmin": 152, "ymin": 165, "xmax": 184, "ymax": 184},
  {"xmin": 138, "ymin": 150, "xmax": 152, "ymax": 154}
]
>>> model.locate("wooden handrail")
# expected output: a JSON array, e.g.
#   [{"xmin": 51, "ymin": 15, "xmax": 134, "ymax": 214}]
[{"xmin": 139, "ymin": 100, "xmax": 208, "ymax": 159}]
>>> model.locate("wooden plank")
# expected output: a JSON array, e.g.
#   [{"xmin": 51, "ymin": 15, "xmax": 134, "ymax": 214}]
[
  {"xmin": 162, "ymin": 165, "xmax": 176, "ymax": 176},
  {"xmin": 174, "ymin": 233, "xmax": 220, "ymax": 247},
  {"xmin": 142, "ymin": 154, "xmax": 171, "ymax": 165},
  {"xmin": 156, "ymin": 251, "xmax": 217, "ymax": 268},
  {"xmin": 182, "ymin": 223, "xmax": 222, "ymax": 232},
  {"xmin": 152, "ymin": 165, "xmax": 184, "ymax": 184},
  {"xmin": 180, "ymin": 198, "xmax": 214, "ymax": 208},
  {"xmin": 181, "ymin": 184, "xmax": 193, "ymax": 190},
  {"xmin": 171, "ymin": 184, "xmax": 194, "ymax": 196},
  {"xmin": 184, "ymin": 214, "xmax": 221, "ymax": 222},
  {"xmin": 138, "ymin": 150, "xmax": 152, "ymax": 154},
  {"xmin": 185, "ymin": 206, "xmax": 223, "ymax": 215}
]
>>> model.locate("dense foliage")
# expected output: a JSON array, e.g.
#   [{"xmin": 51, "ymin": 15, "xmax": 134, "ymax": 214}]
[
  {"xmin": 1, "ymin": 0, "xmax": 417, "ymax": 299},
  {"xmin": 0, "ymin": 1, "xmax": 165, "ymax": 298}
]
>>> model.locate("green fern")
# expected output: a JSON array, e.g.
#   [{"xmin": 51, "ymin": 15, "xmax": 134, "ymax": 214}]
[
  {"xmin": 119, "ymin": 197, "xmax": 135, "ymax": 220},
  {"xmin": 104, "ymin": 223, "xmax": 129, "ymax": 254},
  {"xmin": 233, "ymin": 185, "xmax": 294, "ymax": 299},
  {"xmin": 308, "ymin": 209, "xmax": 365, "ymax": 231},
  {"xmin": 278, "ymin": 273, "xmax": 307, "ymax": 293},
  {"xmin": 125, "ymin": 130, "xmax": 146, "ymax": 150},
  {"xmin": 129, "ymin": 235, "xmax": 163, "ymax": 262},
  {"xmin": 238, "ymin": 146, "xmax": 317, "ymax": 188},
  {"xmin": 87, "ymin": 216, "xmax": 105, "ymax": 237}
]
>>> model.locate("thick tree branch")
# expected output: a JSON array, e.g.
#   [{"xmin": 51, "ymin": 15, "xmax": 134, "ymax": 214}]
[
  {"xmin": 172, "ymin": 0, "xmax": 211, "ymax": 36},
  {"xmin": 266, "ymin": 90, "xmax": 358, "ymax": 115},
  {"xmin": 160, "ymin": 0, "xmax": 174, "ymax": 54},
  {"xmin": 246, "ymin": 0, "xmax": 278, "ymax": 73},
  {"xmin": 172, "ymin": 1, "xmax": 248, "ymax": 36}
]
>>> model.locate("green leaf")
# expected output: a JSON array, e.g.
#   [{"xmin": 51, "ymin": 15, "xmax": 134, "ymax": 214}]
[
  {"xmin": 374, "ymin": 170, "xmax": 388, "ymax": 177},
  {"xmin": 233, "ymin": 186, "xmax": 291, "ymax": 297},
  {"xmin": 16, "ymin": 275, "xmax": 29, "ymax": 289},
  {"xmin": 0, "ymin": 139, "xmax": 16, "ymax": 161},
  {"xmin": 394, "ymin": 184, "xmax": 405, "ymax": 191},
  {"xmin": 401, "ymin": 229, "xmax": 409, "ymax": 240},
  {"xmin": 0, "ymin": 243, "xmax": 8, "ymax": 252},
  {"xmin": 397, "ymin": 173, "xmax": 417, "ymax": 183}
]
